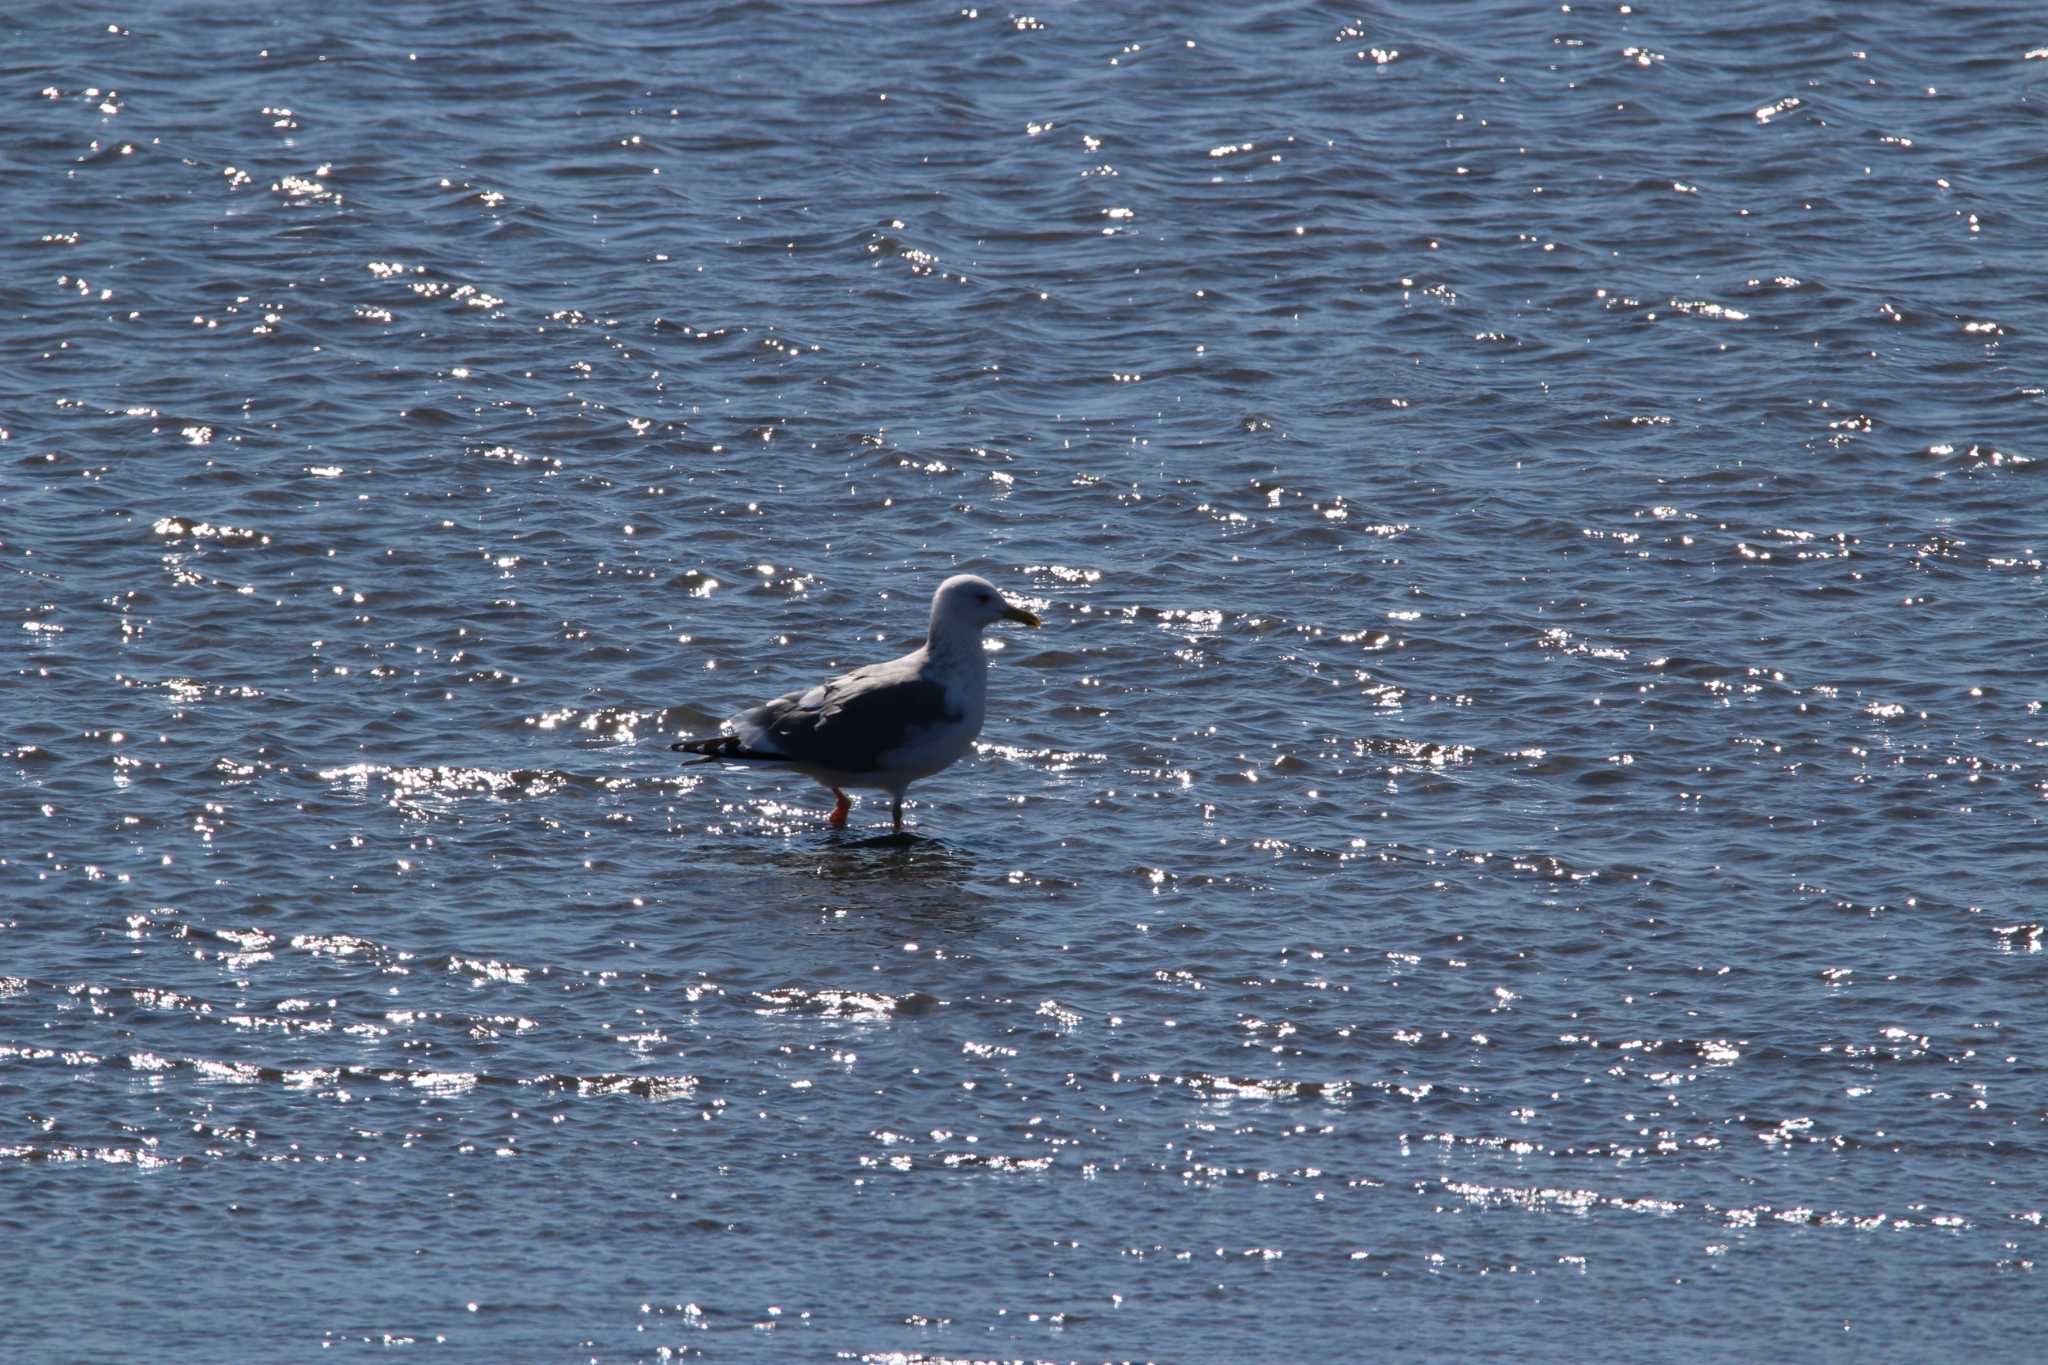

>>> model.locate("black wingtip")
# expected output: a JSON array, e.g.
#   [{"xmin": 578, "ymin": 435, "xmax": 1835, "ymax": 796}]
[{"xmin": 674, "ymin": 734, "xmax": 746, "ymax": 760}]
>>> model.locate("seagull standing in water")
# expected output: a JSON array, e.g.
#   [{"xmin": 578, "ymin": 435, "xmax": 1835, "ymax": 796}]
[{"xmin": 672, "ymin": 574, "xmax": 1042, "ymax": 832}]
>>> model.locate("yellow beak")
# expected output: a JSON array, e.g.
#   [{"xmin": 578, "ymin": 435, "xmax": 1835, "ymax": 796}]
[{"xmin": 1002, "ymin": 603, "xmax": 1043, "ymax": 628}]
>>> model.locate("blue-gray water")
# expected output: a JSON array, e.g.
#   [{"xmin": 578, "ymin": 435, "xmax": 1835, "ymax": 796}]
[{"xmin": 4, "ymin": 2, "xmax": 2045, "ymax": 1359}]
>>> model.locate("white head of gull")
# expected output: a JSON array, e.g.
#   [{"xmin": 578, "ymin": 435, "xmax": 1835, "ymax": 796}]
[{"xmin": 672, "ymin": 574, "xmax": 1042, "ymax": 831}]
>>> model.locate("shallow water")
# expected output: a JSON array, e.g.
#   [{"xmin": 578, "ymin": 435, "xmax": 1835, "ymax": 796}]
[{"xmin": 4, "ymin": 1, "xmax": 2045, "ymax": 1359}]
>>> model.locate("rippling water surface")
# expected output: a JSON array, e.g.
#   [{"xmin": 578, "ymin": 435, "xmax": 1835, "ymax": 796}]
[{"xmin": 5, "ymin": 2, "xmax": 2046, "ymax": 1359}]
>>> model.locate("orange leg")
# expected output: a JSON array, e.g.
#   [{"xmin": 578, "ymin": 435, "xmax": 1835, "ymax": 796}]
[{"xmin": 828, "ymin": 789, "xmax": 851, "ymax": 828}]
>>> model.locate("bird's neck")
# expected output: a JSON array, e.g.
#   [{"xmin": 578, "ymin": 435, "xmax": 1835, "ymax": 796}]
[{"xmin": 923, "ymin": 625, "xmax": 990, "ymax": 673}]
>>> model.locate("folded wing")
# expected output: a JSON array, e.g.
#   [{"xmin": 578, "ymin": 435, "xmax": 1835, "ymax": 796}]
[{"xmin": 675, "ymin": 661, "xmax": 961, "ymax": 775}]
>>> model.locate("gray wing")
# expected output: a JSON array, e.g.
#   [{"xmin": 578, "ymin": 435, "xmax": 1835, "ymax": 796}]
[{"xmin": 675, "ymin": 661, "xmax": 960, "ymax": 774}]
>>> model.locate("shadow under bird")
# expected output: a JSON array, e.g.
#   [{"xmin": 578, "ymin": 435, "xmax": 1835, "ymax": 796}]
[{"xmin": 672, "ymin": 574, "xmax": 1043, "ymax": 831}]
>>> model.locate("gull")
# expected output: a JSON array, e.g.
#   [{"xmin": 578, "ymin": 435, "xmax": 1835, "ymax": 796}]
[{"xmin": 672, "ymin": 574, "xmax": 1042, "ymax": 831}]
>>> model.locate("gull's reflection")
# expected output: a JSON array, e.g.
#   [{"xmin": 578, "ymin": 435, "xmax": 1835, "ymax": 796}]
[{"xmin": 689, "ymin": 826, "xmax": 988, "ymax": 918}]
